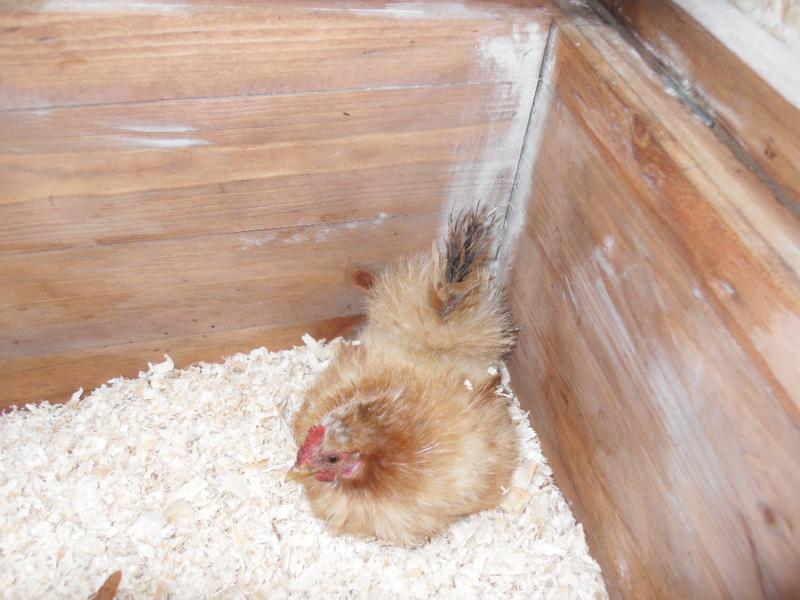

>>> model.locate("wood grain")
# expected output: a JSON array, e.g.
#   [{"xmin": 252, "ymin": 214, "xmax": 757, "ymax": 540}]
[
  {"xmin": 1, "ymin": 314, "xmax": 363, "ymax": 411},
  {"xmin": 0, "ymin": 2, "xmax": 549, "ymax": 407},
  {"xmin": 559, "ymin": 22, "xmax": 800, "ymax": 422},
  {"xmin": 0, "ymin": 7, "xmax": 541, "ymax": 110},
  {"xmin": 0, "ymin": 84, "xmax": 515, "ymax": 252},
  {"xmin": 506, "ymin": 20, "xmax": 800, "ymax": 599},
  {"xmin": 597, "ymin": 0, "xmax": 800, "ymax": 210},
  {"xmin": 0, "ymin": 213, "xmax": 436, "ymax": 359}
]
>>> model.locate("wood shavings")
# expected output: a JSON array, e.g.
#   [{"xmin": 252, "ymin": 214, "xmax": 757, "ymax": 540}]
[
  {"xmin": 499, "ymin": 487, "xmax": 532, "ymax": 513},
  {"xmin": 0, "ymin": 338, "xmax": 607, "ymax": 599},
  {"xmin": 146, "ymin": 355, "xmax": 174, "ymax": 376},
  {"xmin": 301, "ymin": 333, "xmax": 329, "ymax": 362}
]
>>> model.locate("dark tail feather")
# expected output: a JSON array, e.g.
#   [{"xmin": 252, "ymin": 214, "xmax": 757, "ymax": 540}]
[
  {"xmin": 443, "ymin": 206, "xmax": 495, "ymax": 285},
  {"xmin": 431, "ymin": 206, "xmax": 497, "ymax": 319}
]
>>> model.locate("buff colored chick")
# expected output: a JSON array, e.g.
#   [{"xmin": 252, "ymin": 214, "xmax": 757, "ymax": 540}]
[{"xmin": 288, "ymin": 207, "xmax": 518, "ymax": 545}]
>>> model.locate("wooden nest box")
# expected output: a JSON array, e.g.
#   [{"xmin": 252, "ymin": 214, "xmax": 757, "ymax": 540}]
[{"xmin": 1, "ymin": 1, "xmax": 798, "ymax": 597}]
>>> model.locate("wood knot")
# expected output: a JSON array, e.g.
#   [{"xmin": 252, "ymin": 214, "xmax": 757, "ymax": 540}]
[
  {"xmin": 352, "ymin": 269, "xmax": 375, "ymax": 290},
  {"xmin": 763, "ymin": 138, "xmax": 777, "ymax": 160}
]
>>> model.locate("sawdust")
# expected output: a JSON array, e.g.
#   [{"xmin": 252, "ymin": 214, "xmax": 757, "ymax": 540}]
[{"xmin": 0, "ymin": 336, "xmax": 607, "ymax": 599}]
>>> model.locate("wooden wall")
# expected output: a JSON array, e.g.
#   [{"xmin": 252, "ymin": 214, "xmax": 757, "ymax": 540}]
[
  {"xmin": 0, "ymin": 0, "xmax": 553, "ymax": 409},
  {"xmin": 506, "ymin": 8, "xmax": 800, "ymax": 599},
  {"xmin": 598, "ymin": 0, "xmax": 800, "ymax": 213},
  {"xmin": 5, "ymin": 1, "xmax": 799, "ymax": 595}
]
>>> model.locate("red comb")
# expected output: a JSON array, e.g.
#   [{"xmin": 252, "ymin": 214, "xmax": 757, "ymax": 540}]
[{"xmin": 297, "ymin": 424, "xmax": 325, "ymax": 466}]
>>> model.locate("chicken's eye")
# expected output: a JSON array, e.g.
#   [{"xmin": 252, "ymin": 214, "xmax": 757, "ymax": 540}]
[{"xmin": 327, "ymin": 456, "xmax": 339, "ymax": 464}]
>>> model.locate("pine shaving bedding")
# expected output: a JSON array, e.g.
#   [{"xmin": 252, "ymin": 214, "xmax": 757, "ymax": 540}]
[{"xmin": 0, "ymin": 337, "xmax": 607, "ymax": 599}]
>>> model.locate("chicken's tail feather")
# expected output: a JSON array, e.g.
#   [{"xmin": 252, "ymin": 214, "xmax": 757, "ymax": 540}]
[
  {"xmin": 443, "ymin": 206, "xmax": 494, "ymax": 286},
  {"xmin": 431, "ymin": 205, "xmax": 496, "ymax": 319},
  {"xmin": 364, "ymin": 204, "xmax": 515, "ymax": 367},
  {"xmin": 425, "ymin": 205, "xmax": 516, "ymax": 359}
]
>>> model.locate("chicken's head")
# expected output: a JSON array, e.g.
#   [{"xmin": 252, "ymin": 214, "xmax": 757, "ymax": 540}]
[{"xmin": 289, "ymin": 424, "xmax": 362, "ymax": 483}]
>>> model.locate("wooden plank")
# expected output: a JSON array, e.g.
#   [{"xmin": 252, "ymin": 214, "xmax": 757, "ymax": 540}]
[
  {"xmin": 0, "ymin": 0, "xmax": 554, "ymax": 16},
  {"xmin": 0, "ymin": 117, "xmax": 481, "ymax": 203},
  {"xmin": 597, "ymin": 0, "xmax": 800, "ymax": 209},
  {"xmin": 1, "ymin": 314, "xmax": 363, "ymax": 411},
  {"xmin": 505, "ymin": 21, "xmax": 800, "ymax": 600},
  {"xmin": 557, "ymin": 22, "xmax": 800, "ymax": 421},
  {"xmin": 0, "ymin": 212, "xmax": 436, "ymax": 359},
  {"xmin": 0, "ymin": 1, "xmax": 550, "ymax": 409},
  {"xmin": 0, "ymin": 6, "xmax": 545, "ymax": 110},
  {"xmin": 0, "ymin": 84, "xmax": 516, "ymax": 252}
]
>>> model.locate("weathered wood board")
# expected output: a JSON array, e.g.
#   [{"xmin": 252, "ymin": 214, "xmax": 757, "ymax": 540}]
[
  {"xmin": 506, "ymin": 17, "xmax": 800, "ymax": 600},
  {"xmin": 0, "ymin": 1, "xmax": 552, "ymax": 408},
  {"xmin": 1, "ymin": 213, "xmax": 435, "ymax": 359},
  {"xmin": 1, "ymin": 315, "xmax": 363, "ymax": 413},
  {"xmin": 598, "ymin": 0, "xmax": 800, "ymax": 212},
  {"xmin": 0, "ymin": 85, "xmax": 517, "ymax": 252}
]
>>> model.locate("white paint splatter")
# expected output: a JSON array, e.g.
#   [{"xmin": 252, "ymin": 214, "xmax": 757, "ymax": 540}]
[
  {"xmin": 593, "ymin": 248, "xmax": 615, "ymax": 278},
  {"xmin": 116, "ymin": 136, "xmax": 209, "ymax": 149},
  {"xmin": 334, "ymin": 2, "xmax": 504, "ymax": 20},
  {"xmin": 238, "ymin": 233, "xmax": 277, "ymax": 249},
  {"xmin": 442, "ymin": 22, "xmax": 547, "ymax": 244},
  {"xmin": 442, "ymin": 20, "xmax": 548, "ymax": 265},
  {"xmin": 282, "ymin": 232, "xmax": 308, "ymax": 245},
  {"xmin": 343, "ymin": 213, "xmax": 390, "ymax": 230},
  {"xmin": 118, "ymin": 124, "xmax": 196, "ymax": 133},
  {"xmin": 593, "ymin": 235, "xmax": 617, "ymax": 277},
  {"xmin": 495, "ymin": 27, "xmax": 557, "ymax": 282},
  {"xmin": 712, "ymin": 279, "xmax": 736, "ymax": 296},
  {"xmin": 315, "ymin": 213, "xmax": 392, "ymax": 241},
  {"xmin": 314, "ymin": 226, "xmax": 335, "ymax": 242},
  {"xmin": 42, "ymin": 0, "xmax": 188, "ymax": 14}
]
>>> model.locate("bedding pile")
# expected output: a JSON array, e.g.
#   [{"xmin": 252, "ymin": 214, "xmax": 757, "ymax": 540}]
[{"xmin": 0, "ymin": 336, "xmax": 607, "ymax": 599}]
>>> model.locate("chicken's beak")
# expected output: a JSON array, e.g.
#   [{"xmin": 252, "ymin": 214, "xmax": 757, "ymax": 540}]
[{"xmin": 286, "ymin": 464, "xmax": 313, "ymax": 483}]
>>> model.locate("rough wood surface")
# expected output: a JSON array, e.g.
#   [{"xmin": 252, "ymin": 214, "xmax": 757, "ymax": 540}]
[
  {"xmin": 0, "ymin": 84, "xmax": 513, "ymax": 252},
  {"xmin": 597, "ymin": 0, "xmax": 800, "ymax": 211},
  {"xmin": 0, "ymin": 214, "xmax": 434, "ymax": 360},
  {"xmin": 506, "ymin": 19, "xmax": 800, "ymax": 600},
  {"xmin": 1, "ymin": 315, "xmax": 363, "ymax": 411},
  {"xmin": 0, "ymin": 8, "xmax": 526, "ymax": 109},
  {"xmin": 0, "ymin": 1, "xmax": 550, "ymax": 406}
]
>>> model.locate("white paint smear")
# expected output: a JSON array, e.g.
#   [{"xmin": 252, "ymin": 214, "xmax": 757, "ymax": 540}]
[
  {"xmin": 42, "ymin": 0, "xmax": 189, "ymax": 14},
  {"xmin": 116, "ymin": 136, "xmax": 209, "ymax": 149},
  {"xmin": 329, "ymin": 2, "xmax": 507, "ymax": 20},
  {"xmin": 441, "ymin": 20, "xmax": 548, "ymax": 259},
  {"xmin": 118, "ymin": 124, "xmax": 196, "ymax": 134},
  {"xmin": 238, "ymin": 232, "xmax": 277, "ymax": 250},
  {"xmin": 495, "ymin": 27, "xmax": 557, "ymax": 282}
]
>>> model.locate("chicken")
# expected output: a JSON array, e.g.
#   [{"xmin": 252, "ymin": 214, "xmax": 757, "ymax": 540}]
[{"xmin": 288, "ymin": 207, "xmax": 519, "ymax": 545}]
